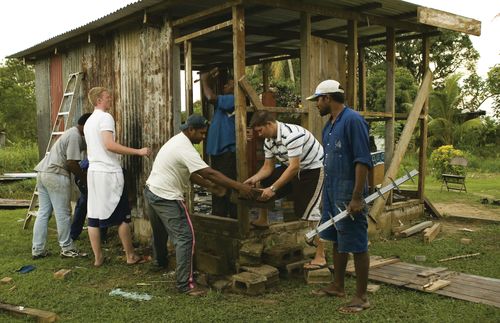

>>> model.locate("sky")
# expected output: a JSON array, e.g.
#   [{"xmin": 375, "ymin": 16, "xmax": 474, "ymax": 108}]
[{"xmin": 0, "ymin": 0, "xmax": 498, "ymax": 111}]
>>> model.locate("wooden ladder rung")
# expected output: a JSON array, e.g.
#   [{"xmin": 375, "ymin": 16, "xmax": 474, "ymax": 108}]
[
  {"xmin": 58, "ymin": 111, "xmax": 70, "ymax": 116},
  {"xmin": 63, "ymin": 92, "xmax": 74, "ymax": 97}
]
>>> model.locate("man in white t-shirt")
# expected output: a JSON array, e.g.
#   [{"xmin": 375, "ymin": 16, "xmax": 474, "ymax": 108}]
[
  {"xmin": 84, "ymin": 87, "xmax": 151, "ymax": 267},
  {"xmin": 144, "ymin": 114, "xmax": 255, "ymax": 296}
]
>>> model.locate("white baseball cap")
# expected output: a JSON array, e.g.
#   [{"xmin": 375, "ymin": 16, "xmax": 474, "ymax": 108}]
[{"xmin": 306, "ymin": 80, "xmax": 344, "ymax": 101}]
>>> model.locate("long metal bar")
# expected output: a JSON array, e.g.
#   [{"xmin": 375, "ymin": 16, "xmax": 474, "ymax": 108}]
[{"xmin": 304, "ymin": 169, "xmax": 419, "ymax": 242}]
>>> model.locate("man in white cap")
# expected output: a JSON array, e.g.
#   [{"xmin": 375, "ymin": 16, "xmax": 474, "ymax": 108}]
[{"xmin": 307, "ymin": 80, "xmax": 373, "ymax": 314}]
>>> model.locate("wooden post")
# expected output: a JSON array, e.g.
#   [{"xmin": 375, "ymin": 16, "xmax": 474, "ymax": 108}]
[
  {"xmin": 184, "ymin": 40, "xmax": 193, "ymax": 115},
  {"xmin": 418, "ymin": 36, "xmax": 430, "ymax": 201},
  {"xmin": 167, "ymin": 20, "xmax": 181, "ymax": 132},
  {"xmin": 300, "ymin": 12, "xmax": 312, "ymax": 131},
  {"xmin": 233, "ymin": 5, "xmax": 249, "ymax": 236},
  {"xmin": 262, "ymin": 62, "xmax": 270, "ymax": 92},
  {"xmin": 369, "ymin": 70, "xmax": 433, "ymax": 222},
  {"xmin": 347, "ymin": 20, "xmax": 358, "ymax": 110},
  {"xmin": 385, "ymin": 27, "xmax": 396, "ymax": 170},
  {"xmin": 358, "ymin": 46, "xmax": 367, "ymax": 112}
]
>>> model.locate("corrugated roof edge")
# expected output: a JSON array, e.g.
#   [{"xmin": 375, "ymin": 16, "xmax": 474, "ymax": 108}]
[{"xmin": 7, "ymin": 0, "xmax": 163, "ymax": 59}]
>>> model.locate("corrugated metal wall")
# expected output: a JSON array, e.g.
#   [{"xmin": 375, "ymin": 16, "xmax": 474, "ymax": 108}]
[
  {"xmin": 35, "ymin": 22, "xmax": 176, "ymax": 217},
  {"xmin": 35, "ymin": 60, "xmax": 51, "ymax": 159}
]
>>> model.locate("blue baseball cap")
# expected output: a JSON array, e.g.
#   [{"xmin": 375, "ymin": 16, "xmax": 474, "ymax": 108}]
[{"xmin": 180, "ymin": 114, "xmax": 209, "ymax": 131}]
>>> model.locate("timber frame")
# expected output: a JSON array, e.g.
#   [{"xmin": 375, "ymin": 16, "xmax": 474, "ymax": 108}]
[{"xmin": 9, "ymin": 0, "xmax": 481, "ymax": 273}]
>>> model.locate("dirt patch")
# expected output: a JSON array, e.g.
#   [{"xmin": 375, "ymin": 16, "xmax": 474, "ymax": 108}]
[{"xmin": 435, "ymin": 203, "xmax": 500, "ymax": 222}]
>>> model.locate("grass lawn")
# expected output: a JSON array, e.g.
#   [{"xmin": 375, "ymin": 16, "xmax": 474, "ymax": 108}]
[{"xmin": 0, "ymin": 208, "xmax": 499, "ymax": 322}]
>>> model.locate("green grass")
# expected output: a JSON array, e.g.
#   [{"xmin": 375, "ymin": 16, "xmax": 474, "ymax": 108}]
[
  {"xmin": 0, "ymin": 142, "xmax": 38, "ymax": 174},
  {"xmin": 1, "ymin": 209, "xmax": 499, "ymax": 322}
]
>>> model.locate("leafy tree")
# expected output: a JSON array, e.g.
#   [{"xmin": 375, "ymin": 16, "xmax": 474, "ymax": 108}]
[
  {"xmin": 366, "ymin": 64, "xmax": 418, "ymax": 113},
  {"xmin": 365, "ymin": 31, "xmax": 478, "ymax": 85},
  {"xmin": 0, "ymin": 59, "xmax": 36, "ymax": 143}
]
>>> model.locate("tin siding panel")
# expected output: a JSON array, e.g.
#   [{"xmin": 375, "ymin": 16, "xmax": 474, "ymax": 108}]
[{"xmin": 35, "ymin": 59, "xmax": 51, "ymax": 159}]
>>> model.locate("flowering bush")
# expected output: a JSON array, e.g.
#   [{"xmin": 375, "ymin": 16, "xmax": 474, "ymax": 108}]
[{"xmin": 429, "ymin": 145, "xmax": 466, "ymax": 179}]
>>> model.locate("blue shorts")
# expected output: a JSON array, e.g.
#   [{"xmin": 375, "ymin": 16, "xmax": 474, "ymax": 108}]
[{"xmin": 319, "ymin": 211, "xmax": 368, "ymax": 253}]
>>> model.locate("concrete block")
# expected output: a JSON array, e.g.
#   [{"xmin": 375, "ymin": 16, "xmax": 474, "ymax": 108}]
[
  {"xmin": 303, "ymin": 246, "xmax": 316, "ymax": 259},
  {"xmin": 232, "ymin": 272, "xmax": 267, "ymax": 296},
  {"xmin": 1, "ymin": 277, "xmax": 13, "ymax": 284},
  {"xmin": 239, "ymin": 253, "xmax": 262, "ymax": 267},
  {"xmin": 460, "ymin": 238, "xmax": 472, "ymax": 245},
  {"xmin": 240, "ymin": 241, "xmax": 264, "ymax": 258},
  {"xmin": 279, "ymin": 259, "xmax": 310, "ymax": 279},
  {"xmin": 262, "ymin": 244, "xmax": 303, "ymax": 267},
  {"xmin": 240, "ymin": 265, "xmax": 279, "ymax": 287},
  {"xmin": 53, "ymin": 269, "xmax": 71, "ymax": 280},
  {"xmin": 212, "ymin": 279, "xmax": 232, "ymax": 292},
  {"xmin": 196, "ymin": 250, "xmax": 229, "ymax": 275},
  {"xmin": 304, "ymin": 267, "xmax": 332, "ymax": 284}
]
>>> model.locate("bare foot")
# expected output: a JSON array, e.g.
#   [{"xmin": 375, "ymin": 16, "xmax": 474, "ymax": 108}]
[{"xmin": 94, "ymin": 255, "xmax": 105, "ymax": 267}]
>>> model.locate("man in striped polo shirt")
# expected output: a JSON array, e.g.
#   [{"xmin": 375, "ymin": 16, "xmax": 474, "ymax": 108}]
[{"xmin": 245, "ymin": 110, "xmax": 326, "ymax": 269}]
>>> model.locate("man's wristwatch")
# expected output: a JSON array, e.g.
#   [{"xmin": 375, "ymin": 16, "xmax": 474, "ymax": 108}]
[{"xmin": 270, "ymin": 185, "xmax": 277, "ymax": 193}]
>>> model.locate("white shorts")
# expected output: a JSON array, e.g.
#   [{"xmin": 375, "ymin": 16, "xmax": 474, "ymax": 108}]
[{"xmin": 87, "ymin": 170, "xmax": 124, "ymax": 220}]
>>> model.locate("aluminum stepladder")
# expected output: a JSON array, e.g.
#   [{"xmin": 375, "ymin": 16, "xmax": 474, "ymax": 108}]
[{"xmin": 23, "ymin": 72, "xmax": 83, "ymax": 229}]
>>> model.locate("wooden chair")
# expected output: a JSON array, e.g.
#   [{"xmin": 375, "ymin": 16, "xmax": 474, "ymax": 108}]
[{"xmin": 441, "ymin": 156, "xmax": 468, "ymax": 192}]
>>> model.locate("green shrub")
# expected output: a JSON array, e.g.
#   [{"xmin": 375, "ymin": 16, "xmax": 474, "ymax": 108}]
[{"xmin": 429, "ymin": 145, "xmax": 466, "ymax": 179}]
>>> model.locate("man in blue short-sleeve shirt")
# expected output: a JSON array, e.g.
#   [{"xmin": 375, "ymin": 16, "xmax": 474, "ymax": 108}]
[
  {"xmin": 201, "ymin": 71, "xmax": 237, "ymax": 218},
  {"xmin": 307, "ymin": 79, "xmax": 373, "ymax": 314}
]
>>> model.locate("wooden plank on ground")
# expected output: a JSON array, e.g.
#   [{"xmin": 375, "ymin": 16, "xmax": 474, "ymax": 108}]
[
  {"xmin": 423, "ymin": 223, "xmax": 441, "ymax": 243},
  {"xmin": 423, "ymin": 279, "xmax": 451, "ymax": 292},
  {"xmin": 0, "ymin": 302, "xmax": 59, "ymax": 322},
  {"xmin": 400, "ymin": 221, "xmax": 433, "ymax": 237},
  {"xmin": 438, "ymin": 253, "xmax": 481, "ymax": 262},
  {"xmin": 346, "ymin": 257, "xmax": 400, "ymax": 274},
  {"xmin": 0, "ymin": 198, "xmax": 30, "ymax": 208},
  {"xmin": 436, "ymin": 289, "xmax": 500, "ymax": 308},
  {"xmin": 417, "ymin": 267, "xmax": 448, "ymax": 277}
]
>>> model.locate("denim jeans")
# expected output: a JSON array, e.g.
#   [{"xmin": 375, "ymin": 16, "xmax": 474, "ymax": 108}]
[
  {"xmin": 32, "ymin": 172, "xmax": 75, "ymax": 255},
  {"xmin": 144, "ymin": 186, "xmax": 196, "ymax": 293}
]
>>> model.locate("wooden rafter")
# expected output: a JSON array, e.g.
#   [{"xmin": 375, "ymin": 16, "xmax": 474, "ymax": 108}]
[
  {"xmin": 175, "ymin": 20, "xmax": 232, "ymax": 44},
  {"xmin": 417, "ymin": 7, "xmax": 481, "ymax": 36}
]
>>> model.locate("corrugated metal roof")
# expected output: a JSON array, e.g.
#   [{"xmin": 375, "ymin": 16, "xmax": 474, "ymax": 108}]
[{"xmin": 9, "ymin": 0, "xmax": 478, "ymax": 61}]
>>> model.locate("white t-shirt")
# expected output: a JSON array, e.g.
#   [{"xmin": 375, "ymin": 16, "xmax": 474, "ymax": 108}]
[
  {"xmin": 84, "ymin": 109, "xmax": 122, "ymax": 172},
  {"xmin": 146, "ymin": 132, "xmax": 209, "ymax": 200}
]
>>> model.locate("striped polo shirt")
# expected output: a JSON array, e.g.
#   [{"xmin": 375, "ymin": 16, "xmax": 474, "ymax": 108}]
[{"xmin": 264, "ymin": 121, "xmax": 324, "ymax": 170}]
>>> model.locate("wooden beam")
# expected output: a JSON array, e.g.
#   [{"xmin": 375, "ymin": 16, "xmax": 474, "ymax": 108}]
[
  {"xmin": 400, "ymin": 221, "xmax": 433, "ymax": 238},
  {"xmin": 361, "ymin": 31, "xmax": 441, "ymax": 47},
  {"xmin": 359, "ymin": 47, "xmax": 367, "ymax": 112},
  {"xmin": 369, "ymin": 69, "xmax": 433, "ymax": 222},
  {"xmin": 247, "ymin": 0, "xmax": 435, "ymax": 33},
  {"xmin": 184, "ymin": 41, "xmax": 193, "ymax": 115},
  {"xmin": 175, "ymin": 20, "xmax": 232, "ymax": 44},
  {"xmin": 172, "ymin": 1, "xmax": 239, "ymax": 27},
  {"xmin": 238, "ymin": 76, "xmax": 264, "ymax": 110},
  {"xmin": 300, "ymin": 12, "xmax": 312, "ymax": 131},
  {"xmin": 0, "ymin": 302, "xmax": 59, "ymax": 322},
  {"xmin": 418, "ymin": 36, "xmax": 430, "ymax": 201},
  {"xmin": 262, "ymin": 62, "xmax": 270, "ymax": 92},
  {"xmin": 423, "ymin": 223, "xmax": 442, "ymax": 243},
  {"xmin": 385, "ymin": 27, "xmax": 396, "ymax": 170},
  {"xmin": 347, "ymin": 20, "xmax": 358, "ymax": 110},
  {"xmin": 232, "ymin": 5, "xmax": 249, "ymax": 237},
  {"xmin": 246, "ymin": 106, "xmax": 308, "ymax": 114},
  {"xmin": 417, "ymin": 7, "xmax": 481, "ymax": 36}
]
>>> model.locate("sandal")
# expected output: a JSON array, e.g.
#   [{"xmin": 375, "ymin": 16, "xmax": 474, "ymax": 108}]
[
  {"xmin": 303, "ymin": 262, "xmax": 327, "ymax": 270},
  {"xmin": 310, "ymin": 287, "xmax": 346, "ymax": 297},
  {"xmin": 185, "ymin": 288, "xmax": 207, "ymax": 297},
  {"xmin": 338, "ymin": 301, "xmax": 370, "ymax": 314}
]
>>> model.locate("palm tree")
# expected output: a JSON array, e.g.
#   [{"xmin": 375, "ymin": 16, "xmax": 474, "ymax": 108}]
[{"xmin": 428, "ymin": 74, "xmax": 482, "ymax": 148}]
